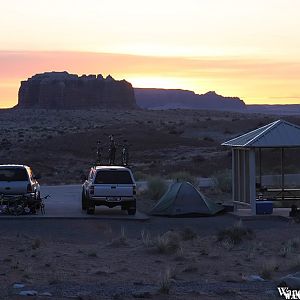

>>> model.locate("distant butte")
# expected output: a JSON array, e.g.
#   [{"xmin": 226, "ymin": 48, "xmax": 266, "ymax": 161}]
[
  {"xmin": 17, "ymin": 71, "xmax": 246, "ymax": 111},
  {"xmin": 17, "ymin": 71, "xmax": 137, "ymax": 109},
  {"xmin": 134, "ymin": 88, "xmax": 246, "ymax": 111}
]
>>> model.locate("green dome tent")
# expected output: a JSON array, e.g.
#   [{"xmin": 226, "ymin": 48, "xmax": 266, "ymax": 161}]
[{"xmin": 150, "ymin": 181, "xmax": 224, "ymax": 216}]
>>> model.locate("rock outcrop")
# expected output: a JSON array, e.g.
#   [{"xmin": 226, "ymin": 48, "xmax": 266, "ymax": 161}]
[
  {"xmin": 17, "ymin": 72, "xmax": 137, "ymax": 109},
  {"xmin": 134, "ymin": 88, "xmax": 246, "ymax": 111}
]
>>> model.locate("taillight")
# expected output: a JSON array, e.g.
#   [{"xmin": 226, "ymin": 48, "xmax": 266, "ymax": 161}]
[
  {"xmin": 27, "ymin": 184, "xmax": 33, "ymax": 193},
  {"xmin": 90, "ymin": 185, "xmax": 95, "ymax": 195},
  {"xmin": 133, "ymin": 184, "xmax": 136, "ymax": 195}
]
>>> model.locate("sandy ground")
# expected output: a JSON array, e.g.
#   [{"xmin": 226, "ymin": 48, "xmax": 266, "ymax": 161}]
[{"xmin": 0, "ymin": 214, "xmax": 299, "ymax": 299}]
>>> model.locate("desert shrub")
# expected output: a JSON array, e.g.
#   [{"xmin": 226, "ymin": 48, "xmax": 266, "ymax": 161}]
[
  {"xmin": 170, "ymin": 171, "xmax": 196, "ymax": 185},
  {"xmin": 180, "ymin": 228, "xmax": 197, "ymax": 241},
  {"xmin": 260, "ymin": 259, "xmax": 279, "ymax": 279},
  {"xmin": 169, "ymin": 129, "xmax": 184, "ymax": 135},
  {"xmin": 182, "ymin": 265, "xmax": 198, "ymax": 273},
  {"xmin": 134, "ymin": 171, "xmax": 148, "ymax": 181},
  {"xmin": 174, "ymin": 246, "xmax": 185, "ymax": 261},
  {"xmin": 142, "ymin": 230, "xmax": 183, "ymax": 254},
  {"xmin": 31, "ymin": 238, "xmax": 41, "ymax": 250},
  {"xmin": 159, "ymin": 269, "xmax": 171, "ymax": 294},
  {"xmin": 141, "ymin": 230, "xmax": 152, "ymax": 248},
  {"xmin": 203, "ymin": 136, "xmax": 215, "ymax": 142},
  {"xmin": 224, "ymin": 128, "xmax": 233, "ymax": 134},
  {"xmin": 213, "ymin": 169, "xmax": 232, "ymax": 193},
  {"xmin": 88, "ymin": 251, "xmax": 98, "ymax": 257},
  {"xmin": 279, "ymin": 238, "xmax": 300, "ymax": 257},
  {"xmin": 288, "ymin": 237, "xmax": 300, "ymax": 249},
  {"xmin": 192, "ymin": 155, "xmax": 205, "ymax": 163},
  {"xmin": 155, "ymin": 231, "xmax": 181, "ymax": 254},
  {"xmin": 289, "ymin": 255, "xmax": 300, "ymax": 269},
  {"xmin": 217, "ymin": 221, "xmax": 253, "ymax": 245},
  {"xmin": 221, "ymin": 239, "xmax": 235, "ymax": 251},
  {"xmin": 109, "ymin": 227, "xmax": 127, "ymax": 247},
  {"xmin": 146, "ymin": 176, "xmax": 167, "ymax": 200}
]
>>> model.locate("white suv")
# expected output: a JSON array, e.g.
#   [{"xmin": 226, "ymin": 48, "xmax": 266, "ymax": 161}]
[
  {"xmin": 82, "ymin": 166, "xmax": 136, "ymax": 215},
  {"xmin": 0, "ymin": 165, "xmax": 40, "ymax": 199}
]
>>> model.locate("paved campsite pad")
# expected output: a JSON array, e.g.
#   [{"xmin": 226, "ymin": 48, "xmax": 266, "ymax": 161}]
[{"xmin": 0, "ymin": 185, "xmax": 149, "ymax": 220}]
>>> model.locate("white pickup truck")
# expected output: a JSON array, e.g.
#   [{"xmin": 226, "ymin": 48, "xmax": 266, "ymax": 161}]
[{"xmin": 82, "ymin": 166, "xmax": 137, "ymax": 215}]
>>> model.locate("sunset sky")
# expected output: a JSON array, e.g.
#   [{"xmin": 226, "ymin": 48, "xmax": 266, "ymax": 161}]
[{"xmin": 1, "ymin": 0, "xmax": 300, "ymax": 108}]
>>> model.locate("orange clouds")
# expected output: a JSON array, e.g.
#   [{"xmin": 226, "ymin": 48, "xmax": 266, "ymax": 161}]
[{"xmin": 0, "ymin": 51, "xmax": 300, "ymax": 108}]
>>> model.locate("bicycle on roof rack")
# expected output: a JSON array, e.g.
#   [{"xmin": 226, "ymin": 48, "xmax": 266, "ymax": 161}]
[{"xmin": 0, "ymin": 194, "xmax": 49, "ymax": 216}]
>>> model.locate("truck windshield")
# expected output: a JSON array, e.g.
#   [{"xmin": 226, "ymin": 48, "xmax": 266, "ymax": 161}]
[
  {"xmin": 0, "ymin": 168, "xmax": 28, "ymax": 181},
  {"xmin": 94, "ymin": 170, "xmax": 133, "ymax": 184}
]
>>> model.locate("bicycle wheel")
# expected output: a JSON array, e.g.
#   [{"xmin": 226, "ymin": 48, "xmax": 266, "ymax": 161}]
[
  {"xmin": 40, "ymin": 202, "xmax": 45, "ymax": 215},
  {"xmin": 9, "ymin": 203, "xmax": 25, "ymax": 216}
]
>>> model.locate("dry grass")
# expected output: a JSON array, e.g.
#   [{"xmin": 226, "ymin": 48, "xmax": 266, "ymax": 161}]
[
  {"xmin": 141, "ymin": 230, "xmax": 152, "ymax": 248},
  {"xmin": 279, "ymin": 238, "xmax": 300, "ymax": 257},
  {"xmin": 158, "ymin": 268, "xmax": 172, "ymax": 294},
  {"xmin": 174, "ymin": 246, "xmax": 186, "ymax": 261},
  {"xmin": 289, "ymin": 255, "xmax": 300, "ymax": 269},
  {"xmin": 109, "ymin": 227, "xmax": 128, "ymax": 247},
  {"xmin": 217, "ymin": 220, "xmax": 254, "ymax": 245},
  {"xmin": 260, "ymin": 259, "xmax": 279, "ymax": 279},
  {"xmin": 146, "ymin": 177, "xmax": 168, "ymax": 200},
  {"xmin": 170, "ymin": 171, "xmax": 196, "ymax": 185},
  {"xmin": 213, "ymin": 169, "xmax": 232, "ymax": 193},
  {"xmin": 31, "ymin": 238, "xmax": 41, "ymax": 250},
  {"xmin": 155, "ymin": 231, "xmax": 181, "ymax": 254},
  {"xmin": 141, "ymin": 230, "xmax": 182, "ymax": 255},
  {"xmin": 88, "ymin": 251, "xmax": 98, "ymax": 258},
  {"xmin": 180, "ymin": 227, "xmax": 197, "ymax": 241}
]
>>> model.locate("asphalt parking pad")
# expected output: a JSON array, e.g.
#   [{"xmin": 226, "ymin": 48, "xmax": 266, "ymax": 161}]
[{"xmin": 0, "ymin": 185, "xmax": 149, "ymax": 220}]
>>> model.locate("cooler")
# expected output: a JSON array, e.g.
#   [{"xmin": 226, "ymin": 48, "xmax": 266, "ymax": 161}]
[{"xmin": 256, "ymin": 200, "xmax": 273, "ymax": 215}]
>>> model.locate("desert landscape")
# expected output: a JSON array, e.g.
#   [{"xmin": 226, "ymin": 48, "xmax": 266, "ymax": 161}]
[
  {"xmin": 2, "ymin": 108, "xmax": 300, "ymax": 184},
  {"xmin": 2, "ymin": 1, "xmax": 300, "ymax": 298},
  {"xmin": 0, "ymin": 107, "xmax": 300, "ymax": 299}
]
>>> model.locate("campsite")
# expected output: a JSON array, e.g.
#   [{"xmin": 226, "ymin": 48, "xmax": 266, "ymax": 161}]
[
  {"xmin": 1, "ymin": 113, "xmax": 300, "ymax": 299},
  {"xmin": 2, "ymin": 1, "xmax": 300, "ymax": 299}
]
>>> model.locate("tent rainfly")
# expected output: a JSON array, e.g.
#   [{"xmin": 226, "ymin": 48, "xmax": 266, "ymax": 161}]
[
  {"xmin": 150, "ymin": 181, "xmax": 224, "ymax": 216},
  {"xmin": 222, "ymin": 119, "xmax": 300, "ymax": 215}
]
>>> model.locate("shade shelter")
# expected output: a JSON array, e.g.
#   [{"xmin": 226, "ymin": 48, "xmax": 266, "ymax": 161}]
[{"xmin": 222, "ymin": 120, "xmax": 300, "ymax": 215}]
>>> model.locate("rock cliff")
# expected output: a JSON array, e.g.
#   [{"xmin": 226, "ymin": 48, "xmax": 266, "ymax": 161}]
[{"xmin": 17, "ymin": 72, "xmax": 137, "ymax": 109}]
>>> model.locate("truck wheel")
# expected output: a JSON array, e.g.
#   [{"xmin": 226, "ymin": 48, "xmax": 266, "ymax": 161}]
[
  {"xmin": 82, "ymin": 191, "xmax": 87, "ymax": 210},
  {"xmin": 128, "ymin": 208, "xmax": 136, "ymax": 215},
  {"xmin": 87, "ymin": 205, "xmax": 95, "ymax": 215}
]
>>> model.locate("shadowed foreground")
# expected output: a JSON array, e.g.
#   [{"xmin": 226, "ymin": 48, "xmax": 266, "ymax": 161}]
[{"xmin": 0, "ymin": 215, "xmax": 299, "ymax": 299}]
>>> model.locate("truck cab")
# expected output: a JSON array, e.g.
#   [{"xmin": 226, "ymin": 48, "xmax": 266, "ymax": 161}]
[{"xmin": 82, "ymin": 166, "xmax": 136, "ymax": 215}]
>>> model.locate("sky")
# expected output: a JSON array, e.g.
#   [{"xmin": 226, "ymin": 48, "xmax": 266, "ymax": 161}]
[{"xmin": 0, "ymin": 0, "xmax": 300, "ymax": 108}]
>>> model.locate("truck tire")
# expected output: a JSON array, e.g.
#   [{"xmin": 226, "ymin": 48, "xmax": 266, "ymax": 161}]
[
  {"xmin": 87, "ymin": 207, "xmax": 95, "ymax": 215},
  {"xmin": 127, "ymin": 208, "xmax": 136, "ymax": 215},
  {"xmin": 82, "ymin": 190, "xmax": 87, "ymax": 210},
  {"xmin": 86, "ymin": 200, "xmax": 95, "ymax": 215}
]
